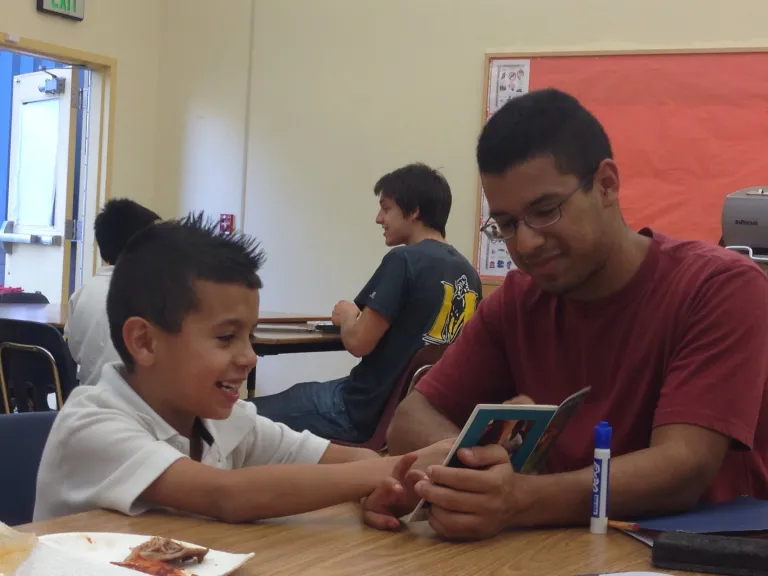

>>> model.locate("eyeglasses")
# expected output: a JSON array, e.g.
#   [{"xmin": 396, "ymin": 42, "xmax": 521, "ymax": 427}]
[{"xmin": 480, "ymin": 184, "xmax": 583, "ymax": 242}]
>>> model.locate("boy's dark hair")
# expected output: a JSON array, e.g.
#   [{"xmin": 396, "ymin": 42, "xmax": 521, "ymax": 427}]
[
  {"xmin": 94, "ymin": 198, "xmax": 161, "ymax": 264},
  {"xmin": 373, "ymin": 163, "xmax": 452, "ymax": 237},
  {"xmin": 477, "ymin": 88, "xmax": 613, "ymax": 185},
  {"xmin": 107, "ymin": 212, "xmax": 266, "ymax": 369}
]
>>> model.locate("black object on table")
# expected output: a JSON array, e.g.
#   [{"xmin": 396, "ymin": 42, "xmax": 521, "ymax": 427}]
[{"xmin": 652, "ymin": 531, "xmax": 768, "ymax": 576}]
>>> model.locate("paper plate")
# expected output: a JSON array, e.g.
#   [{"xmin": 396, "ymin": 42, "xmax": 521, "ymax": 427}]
[{"xmin": 38, "ymin": 532, "xmax": 254, "ymax": 576}]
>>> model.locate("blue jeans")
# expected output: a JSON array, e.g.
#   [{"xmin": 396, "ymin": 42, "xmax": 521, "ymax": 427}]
[{"xmin": 251, "ymin": 378, "xmax": 366, "ymax": 442}]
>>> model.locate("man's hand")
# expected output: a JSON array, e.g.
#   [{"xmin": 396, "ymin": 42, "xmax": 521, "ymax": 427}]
[
  {"xmin": 362, "ymin": 453, "xmax": 425, "ymax": 530},
  {"xmin": 332, "ymin": 300, "xmax": 360, "ymax": 327},
  {"xmin": 414, "ymin": 445, "xmax": 527, "ymax": 540}
]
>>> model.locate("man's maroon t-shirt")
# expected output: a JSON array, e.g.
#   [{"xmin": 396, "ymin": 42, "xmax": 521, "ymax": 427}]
[{"xmin": 417, "ymin": 230, "xmax": 768, "ymax": 502}]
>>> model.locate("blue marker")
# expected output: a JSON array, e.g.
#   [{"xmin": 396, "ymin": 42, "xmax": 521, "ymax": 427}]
[{"xmin": 590, "ymin": 421, "xmax": 612, "ymax": 534}]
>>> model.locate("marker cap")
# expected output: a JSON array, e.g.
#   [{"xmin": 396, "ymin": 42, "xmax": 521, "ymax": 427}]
[{"xmin": 594, "ymin": 420, "xmax": 612, "ymax": 450}]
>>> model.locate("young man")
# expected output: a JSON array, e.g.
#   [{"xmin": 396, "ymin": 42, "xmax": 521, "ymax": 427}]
[
  {"xmin": 35, "ymin": 213, "xmax": 440, "ymax": 523},
  {"xmin": 253, "ymin": 164, "xmax": 482, "ymax": 442},
  {"xmin": 385, "ymin": 89, "xmax": 768, "ymax": 539},
  {"xmin": 65, "ymin": 199, "xmax": 160, "ymax": 386}
]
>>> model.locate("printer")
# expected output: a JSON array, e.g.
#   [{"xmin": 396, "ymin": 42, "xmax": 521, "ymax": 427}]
[{"xmin": 722, "ymin": 186, "xmax": 768, "ymax": 262}]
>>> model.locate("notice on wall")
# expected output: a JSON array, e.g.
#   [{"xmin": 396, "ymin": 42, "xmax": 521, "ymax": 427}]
[
  {"xmin": 487, "ymin": 59, "xmax": 530, "ymax": 116},
  {"xmin": 478, "ymin": 58, "xmax": 530, "ymax": 277}
]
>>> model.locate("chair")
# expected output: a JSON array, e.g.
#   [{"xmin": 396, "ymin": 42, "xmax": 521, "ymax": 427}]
[
  {"xmin": 334, "ymin": 344, "xmax": 448, "ymax": 452},
  {"xmin": 0, "ymin": 319, "xmax": 77, "ymax": 414},
  {"xmin": 0, "ymin": 411, "xmax": 57, "ymax": 525}
]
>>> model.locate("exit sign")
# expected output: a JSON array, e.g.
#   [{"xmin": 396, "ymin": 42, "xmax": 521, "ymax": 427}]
[{"xmin": 37, "ymin": 0, "xmax": 84, "ymax": 21}]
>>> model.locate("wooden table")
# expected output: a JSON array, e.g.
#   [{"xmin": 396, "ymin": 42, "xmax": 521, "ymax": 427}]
[
  {"xmin": 0, "ymin": 303, "xmax": 65, "ymax": 329},
  {"xmin": 259, "ymin": 312, "xmax": 333, "ymax": 324},
  {"xmin": 19, "ymin": 504, "xmax": 702, "ymax": 575},
  {"xmin": 248, "ymin": 323, "xmax": 344, "ymax": 398},
  {"xmin": 0, "ymin": 308, "xmax": 328, "ymax": 333}
]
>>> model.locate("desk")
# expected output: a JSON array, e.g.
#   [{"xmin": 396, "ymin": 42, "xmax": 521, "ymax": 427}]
[
  {"xmin": 0, "ymin": 308, "xmax": 329, "ymax": 333},
  {"xmin": 248, "ymin": 324, "xmax": 344, "ymax": 398},
  {"xmin": 0, "ymin": 303, "xmax": 65, "ymax": 329},
  {"xmin": 19, "ymin": 504, "xmax": 702, "ymax": 576}
]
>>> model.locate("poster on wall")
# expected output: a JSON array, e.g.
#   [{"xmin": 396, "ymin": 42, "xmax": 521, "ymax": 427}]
[
  {"xmin": 487, "ymin": 59, "xmax": 530, "ymax": 116},
  {"xmin": 478, "ymin": 58, "xmax": 530, "ymax": 277}
]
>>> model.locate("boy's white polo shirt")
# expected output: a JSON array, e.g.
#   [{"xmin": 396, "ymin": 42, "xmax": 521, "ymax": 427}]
[{"xmin": 33, "ymin": 363, "xmax": 331, "ymax": 521}]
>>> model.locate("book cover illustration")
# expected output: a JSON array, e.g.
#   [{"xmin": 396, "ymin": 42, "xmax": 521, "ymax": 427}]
[{"xmin": 406, "ymin": 387, "xmax": 591, "ymax": 523}]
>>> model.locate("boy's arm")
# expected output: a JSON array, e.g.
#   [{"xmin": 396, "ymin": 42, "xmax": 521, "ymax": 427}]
[
  {"xmin": 320, "ymin": 443, "xmax": 380, "ymax": 462},
  {"xmin": 141, "ymin": 455, "xmax": 398, "ymax": 523},
  {"xmin": 335, "ymin": 251, "xmax": 408, "ymax": 358},
  {"xmin": 333, "ymin": 302, "xmax": 390, "ymax": 358}
]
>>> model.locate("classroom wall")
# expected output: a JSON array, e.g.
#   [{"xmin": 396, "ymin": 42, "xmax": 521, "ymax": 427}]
[
  {"xmin": 243, "ymin": 0, "xmax": 768, "ymax": 392},
  {"xmin": 153, "ymin": 0, "xmax": 253, "ymax": 222},
  {"xmin": 6, "ymin": 1, "xmax": 768, "ymax": 394},
  {"xmin": 0, "ymin": 0, "xmax": 169, "ymax": 216}
]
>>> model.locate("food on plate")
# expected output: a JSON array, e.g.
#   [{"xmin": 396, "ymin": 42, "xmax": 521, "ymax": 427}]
[
  {"xmin": 112, "ymin": 556, "xmax": 189, "ymax": 576},
  {"xmin": 0, "ymin": 522, "xmax": 37, "ymax": 575},
  {"xmin": 125, "ymin": 537, "xmax": 208, "ymax": 564},
  {"xmin": 111, "ymin": 536, "xmax": 209, "ymax": 575}
]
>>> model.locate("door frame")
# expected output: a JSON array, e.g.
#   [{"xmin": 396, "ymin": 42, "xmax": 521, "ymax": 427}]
[{"xmin": 0, "ymin": 32, "xmax": 117, "ymax": 317}]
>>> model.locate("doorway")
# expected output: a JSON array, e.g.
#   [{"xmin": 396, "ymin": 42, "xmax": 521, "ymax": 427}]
[
  {"xmin": 0, "ymin": 49, "xmax": 89, "ymax": 303},
  {"xmin": 0, "ymin": 33, "xmax": 116, "ymax": 310}
]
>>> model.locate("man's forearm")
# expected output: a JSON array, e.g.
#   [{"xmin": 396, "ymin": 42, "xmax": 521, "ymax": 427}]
[
  {"xmin": 387, "ymin": 394, "xmax": 460, "ymax": 455},
  {"xmin": 509, "ymin": 445, "xmax": 715, "ymax": 528}
]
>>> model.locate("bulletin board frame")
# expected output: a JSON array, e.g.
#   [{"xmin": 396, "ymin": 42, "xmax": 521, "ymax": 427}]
[{"xmin": 473, "ymin": 47, "xmax": 768, "ymax": 292}]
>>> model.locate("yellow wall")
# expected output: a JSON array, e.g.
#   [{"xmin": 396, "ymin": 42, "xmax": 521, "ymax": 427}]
[{"xmin": 0, "ymin": 0, "xmax": 170, "ymax": 216}]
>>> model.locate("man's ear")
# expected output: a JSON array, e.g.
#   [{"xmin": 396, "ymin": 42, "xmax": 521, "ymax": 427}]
[
  {"xmin": 407, "ymin": 207, "xmax": 421, "ymax": 222},
  {"xmin": 594, "ymin": 158, "xmax": 620, "ymax": 207},
  {"xmin": 122, "ymin": 317, "xmax": 158, "ymax": 368}
]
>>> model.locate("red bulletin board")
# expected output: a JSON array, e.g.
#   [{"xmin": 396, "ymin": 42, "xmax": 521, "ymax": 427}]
[{"xmin": 474, "ymin": 50, "xmax": 768, "ymax": 283}]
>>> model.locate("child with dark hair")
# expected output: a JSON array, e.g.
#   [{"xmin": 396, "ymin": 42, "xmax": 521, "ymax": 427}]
[
  {"xmin": 37, "ymin": 213, "xmax": 435, "ymax": 525},
  {"xmin": 65, "ymin": 198, "xmax": 161, "ymax": 387}
]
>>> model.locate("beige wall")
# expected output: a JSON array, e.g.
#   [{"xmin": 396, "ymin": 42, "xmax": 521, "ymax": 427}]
[
  {"xmin": 5, "ymin": 0, "xmax": 768, "ymax": 392},
  {"xmin": 243, "ymin": 0, "xmax": 768, "ymax": 392},
  {"xmin": 0, "ymin": 0, "xmax": 170, "ymax": 216},
  {"xmin": 154, "ymin": 0, "xmax": 253, "ymax": 221}
]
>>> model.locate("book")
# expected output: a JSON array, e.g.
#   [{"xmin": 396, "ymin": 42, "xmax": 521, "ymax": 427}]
[
  {"xmin": 406, "ymin": 386, "xmax": 591, "ymax": 523},
  {"xmin": 614, "ymin": 496, "xmax": 768, "ymax": 547}
]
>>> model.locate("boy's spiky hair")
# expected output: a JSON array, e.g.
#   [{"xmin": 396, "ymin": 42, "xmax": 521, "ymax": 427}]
[{"xmin": 106, "ymin": 211, "xmax": 266, "ymax": 369}]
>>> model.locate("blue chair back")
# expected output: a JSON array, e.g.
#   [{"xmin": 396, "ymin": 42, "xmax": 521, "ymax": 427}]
[{"xmin": 0, "ymin": 411, "xmax": 57, "ymax": 525}]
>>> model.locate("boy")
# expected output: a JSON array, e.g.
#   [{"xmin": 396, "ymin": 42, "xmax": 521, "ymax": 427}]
[
  {"xmin": 35, "ymin": 213, "xmax": 432, "ymax": 524},
  {"xmin": 65, "ymin": 198, "xmax": 160, "ymax": 386},
  {"xmin": 254, "ymin": 164, "xmax": 482, "ymax": 442}
]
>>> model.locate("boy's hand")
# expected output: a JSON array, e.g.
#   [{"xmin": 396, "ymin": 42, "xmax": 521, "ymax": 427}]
[
  {"xmin": 362, "ymin": 453, "xmax": 425, "ymax": 530},
  {"xmin": 411, "ymin": 437, "xmax": 455, "ymax": 470}
]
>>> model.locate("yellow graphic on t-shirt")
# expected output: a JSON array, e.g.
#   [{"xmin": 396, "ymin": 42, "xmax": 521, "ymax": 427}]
[{"xmin": 423, "ymin": 275, "xmax": 479, "ymax": 345}]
